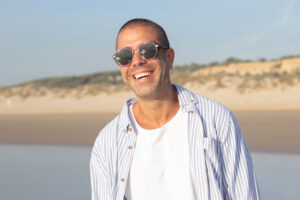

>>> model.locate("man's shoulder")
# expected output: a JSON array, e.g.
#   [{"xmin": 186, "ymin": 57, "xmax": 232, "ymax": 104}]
[
  {"xmin": 101, "ymin": 114, "xmax": 121, "ymax": 134},
  {"xmin": 176, "ymin": 84, "xmax": 231, "ymax": 115},
  {"xmin": 92, "ymin": 115, "xmax": 120, "ymax": 148},
  {"xmin": 195, "ymin": 92, "xmax": 230, "ymax": 114},
  {"xmin": 177, "ymin": 85, "xmax": 235, "ymax": 139},
  {"xmin": 92, "ymin": 99, "xmax": 133, "ymax": 147}
]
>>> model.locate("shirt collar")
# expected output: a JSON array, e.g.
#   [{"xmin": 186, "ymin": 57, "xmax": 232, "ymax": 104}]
[
  {"xmin": 118, "ymin": 84, "xmax": 198, "ymax": 131},
  {"xmin": 173, "ymin": 84, "xmax": 198, "ymax": 107}
]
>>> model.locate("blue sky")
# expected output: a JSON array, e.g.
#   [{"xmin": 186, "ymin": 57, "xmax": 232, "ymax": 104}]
[{"xmin": 1, "ymin": 0, "xmax": 299, "ymax": 86}]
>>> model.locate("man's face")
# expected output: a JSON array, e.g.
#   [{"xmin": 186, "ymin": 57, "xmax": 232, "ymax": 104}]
[{"xmin": 116, "ymin": 25, "xmax": 174, "ymax": 98}]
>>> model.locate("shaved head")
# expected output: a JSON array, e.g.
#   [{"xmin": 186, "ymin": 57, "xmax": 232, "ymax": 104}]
[{"xmin": 116, "ymin": 18, "xmax": 170, "ymax": 49}]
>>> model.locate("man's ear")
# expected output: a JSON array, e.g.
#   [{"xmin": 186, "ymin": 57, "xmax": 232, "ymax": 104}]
[{"xmin": 166, "ymin": 48, "xmax": 175, "ymax": 70}]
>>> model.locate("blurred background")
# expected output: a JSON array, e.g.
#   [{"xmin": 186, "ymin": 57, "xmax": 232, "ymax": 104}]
[{"xmin": 0, "ymin": 0, "xmax": 300, "ymax": 199}]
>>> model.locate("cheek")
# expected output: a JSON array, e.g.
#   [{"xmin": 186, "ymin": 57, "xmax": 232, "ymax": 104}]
[
  {"xmin": 156, "ymin": 60, "xmax": 168, "ymax": 73},
  {"xmin": 156, "ymin": 54, "xmax": 169, "ymax": 69},
  {"xmin": 119, "ymin": 69, "xmax": 129, "ymax": 82}
]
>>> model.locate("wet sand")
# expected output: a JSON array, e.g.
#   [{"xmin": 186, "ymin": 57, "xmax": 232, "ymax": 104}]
[{"xmin": 0, "ymin": 111, "xmax": 300, "ymax": 153}]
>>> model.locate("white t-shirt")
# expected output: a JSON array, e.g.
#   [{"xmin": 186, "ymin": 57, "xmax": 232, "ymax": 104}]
[{"xmin": 125, "ymin": 105, "xmax": 196, "ymax": 200}]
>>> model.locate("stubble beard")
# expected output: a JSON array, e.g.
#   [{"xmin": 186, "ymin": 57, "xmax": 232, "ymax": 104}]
[{"xmin": 130, "ymin": 75, "xmax": 172, "ymax": 101}]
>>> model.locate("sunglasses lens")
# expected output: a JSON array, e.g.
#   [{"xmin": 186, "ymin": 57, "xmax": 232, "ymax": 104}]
[
  {"xmin": 115, "ymin": 48, "xmax": 132, "ymax": 66},
  {"xmin": 139, "ymin": 42, "xmax": 157, "ymax": 59},
  {"xmin": 114, "ymin": 42, "xmax": 160, "ymax": 66}
]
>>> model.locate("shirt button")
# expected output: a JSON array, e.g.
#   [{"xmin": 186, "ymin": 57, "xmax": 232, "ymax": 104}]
[
  {"xmin": 128, "ymin": 146, "xmax": 133, "ymax": 150},
  {"xmin": 191, "ymin": 99, "xmax": 195, "ymax": 103},
  {"xmin": 121, "ymin": 178, "xmax": 125, "ymax": 182},
  {"xmin": 123, "ymin": 129, "xmax": 126, "ymax": 133},
  {"xmin": 128, "ymin": 127, "xmax": 132, "ymax": 132}
]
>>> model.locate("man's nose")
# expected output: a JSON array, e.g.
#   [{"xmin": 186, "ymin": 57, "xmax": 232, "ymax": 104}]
[{"xmin": 131, "ymin": 49, "xmax": 146, "ymax": 67}]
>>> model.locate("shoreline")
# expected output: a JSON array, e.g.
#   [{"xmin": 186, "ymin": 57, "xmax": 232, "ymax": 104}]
[
  {"xmin": 1, "ymin": 110, "xmax": 300, "ymax": 154},
  {"xmin": 1, "ymin": 142, "xmax": 300, "ymax": 156}
]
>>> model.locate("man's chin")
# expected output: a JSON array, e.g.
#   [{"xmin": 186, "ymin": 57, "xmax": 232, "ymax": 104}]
[{"xmin": 132, "ymin": 86, "xmax": 157, "ymax": 99}]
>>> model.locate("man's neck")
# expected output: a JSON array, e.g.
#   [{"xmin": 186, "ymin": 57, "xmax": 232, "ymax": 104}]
[{"xmin": 132, "ymin": 85, "xmax": 180, "ymax": 129}]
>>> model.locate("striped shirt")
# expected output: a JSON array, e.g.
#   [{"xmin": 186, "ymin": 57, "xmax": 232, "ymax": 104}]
[{"xmin": 90, "ymin": 84, "xmax": 260, "ymax": 200}]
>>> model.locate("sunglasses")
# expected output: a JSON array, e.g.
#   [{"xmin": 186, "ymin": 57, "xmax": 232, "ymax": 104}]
[{"xmin": 113, "ymin": 41, "xmax": 169, "ymax": 66}]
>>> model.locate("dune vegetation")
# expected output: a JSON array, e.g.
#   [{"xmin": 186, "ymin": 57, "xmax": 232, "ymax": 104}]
[{"xmin": 1, "ymin": 55, "xmax": 300, "ymax": 99}]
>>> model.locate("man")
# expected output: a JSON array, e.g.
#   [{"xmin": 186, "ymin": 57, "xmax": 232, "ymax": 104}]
[{"xmin": 90, "ymin": 18, "xmax": 260, "ymax": 200}]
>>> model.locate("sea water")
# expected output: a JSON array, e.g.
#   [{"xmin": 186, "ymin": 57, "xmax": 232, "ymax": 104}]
[{"xmin": 0, "ymin": 144, "xmax": 299, "ymax": 200}]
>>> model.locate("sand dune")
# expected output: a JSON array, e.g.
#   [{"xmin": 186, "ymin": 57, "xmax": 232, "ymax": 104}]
[
  {"xmin": 1, "ymin": 57, "xmax": 300, "ymax": 115},
  {"xmin": 194, "ymin": 57, "xmax": 300, "ymax": 76},
  {"xmin": 1, "ymin": 83, "xmax": 300, "ymax": 115}
]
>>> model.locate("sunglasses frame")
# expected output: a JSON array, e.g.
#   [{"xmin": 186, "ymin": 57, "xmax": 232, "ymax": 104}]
[{"xmin": 113, "ymin": 41, "xmax": 169, "ymax": 66}]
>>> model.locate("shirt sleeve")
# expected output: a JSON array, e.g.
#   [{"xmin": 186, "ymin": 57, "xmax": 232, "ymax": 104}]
[
  {"xmin": 90, "ymin": 144, "xmax": 112, "ymax": 200},
  {"xmin": 220, "ymin": 110, "xmax": 260, "ymax": 200}
]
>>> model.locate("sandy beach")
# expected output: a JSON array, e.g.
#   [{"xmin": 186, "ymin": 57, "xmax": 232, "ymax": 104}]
[{"xmin": 1, "ymin": 111, "xmax": 300, "ymax": 153}]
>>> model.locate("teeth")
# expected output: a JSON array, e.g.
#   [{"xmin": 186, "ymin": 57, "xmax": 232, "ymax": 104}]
[{"xmin": 135, "ymin": 72, "xmax": 151, "ymax": 79}]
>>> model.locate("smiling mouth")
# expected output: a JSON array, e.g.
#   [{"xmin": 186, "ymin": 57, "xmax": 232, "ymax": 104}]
[{"xmin": 134, "ymin": 72, "xmax": 152, "ymax": 79}]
